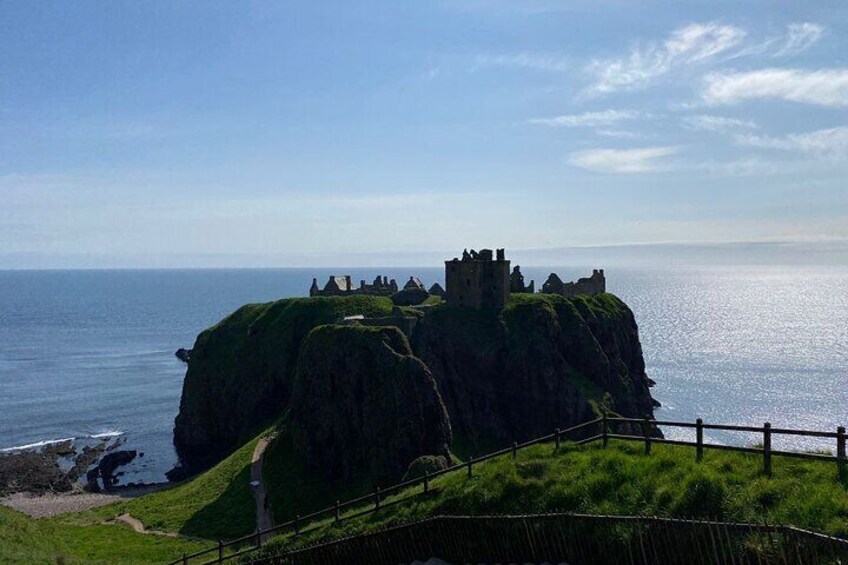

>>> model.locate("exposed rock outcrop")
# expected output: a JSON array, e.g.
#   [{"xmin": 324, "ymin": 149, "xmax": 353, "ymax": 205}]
[
  {"xmin": 175, "ymin": 348, "xmax": 192, "ymax": 364},
  {"xmin": 411, "ymin": 294, "xmax": 655, "ymax": 452},
  {"xmin": 290, "ymin": 325, "xmax": 451, "ymax": 485}
]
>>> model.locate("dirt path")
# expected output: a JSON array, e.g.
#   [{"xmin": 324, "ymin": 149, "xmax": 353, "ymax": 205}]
[
  {"xmin": 251, "ymin": 435, "xmax": 275, "ymax": 539},
  {"xmin": 114, "ymin": 513, "xmax": 179, "ymax": 537}
]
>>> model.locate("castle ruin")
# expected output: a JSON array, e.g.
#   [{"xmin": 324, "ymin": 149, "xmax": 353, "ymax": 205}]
[
  {"xmin": 541, "ymin": 269, "xmax": 605, "ymax": 298},
  {"xmin": 444, "ymin": 248, "xmax": 510, "ymax": 309},
  {"xmin": 509, "ymin": 265, "xmax": 535, "ymax": 294},
  {"xmin": 310, "ymin": 275, "xmax": 399, "ymax": 297},
  {"xmin": 307, "ymin": 249, "xmax": 606, "ymax": 308}
]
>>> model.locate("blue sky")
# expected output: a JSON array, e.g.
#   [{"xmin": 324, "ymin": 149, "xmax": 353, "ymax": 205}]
[{"xmin": 1, "ymin": 1, "xmax": 847, "ymax": 267}]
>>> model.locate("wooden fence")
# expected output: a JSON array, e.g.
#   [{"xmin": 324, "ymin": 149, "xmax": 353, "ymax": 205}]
[
  {"xmin": 167, "ymin": 416, "xmax": 847, "ymax": 565},
  {"xmin": 254, "ymin": 513, "xmax": 848, "ymax": 565}
]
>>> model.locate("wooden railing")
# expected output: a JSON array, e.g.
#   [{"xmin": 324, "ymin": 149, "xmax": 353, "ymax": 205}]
[{"xmin": 167, "ymin": 416, "xmax": 847, "ymax": 565}]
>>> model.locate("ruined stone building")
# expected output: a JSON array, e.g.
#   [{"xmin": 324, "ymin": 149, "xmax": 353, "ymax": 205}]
[
  {"xmin": 310, "ymin": 250, "xmax": 606, "ymax": 307},
  {"xmin": 428, "ymin": 283, "xmax": 446, "ymax": 298},
  {"xmin": 310, "ymin": 275, "xmax": 399, "ymax": 297},
  {"xmin": 541, "ymin": 269, "xmax": 605, "ymax": 298},
  {"xmin": 445, "ymin": 248, "xmax": 510, "ymax": 309},
  {"xmin": 404, "ymin": 276, "xmax": 425, "ymax": 291},
  {"xmin": 509, "ymin": 265, "xmax": 535, "ymax": 294}
]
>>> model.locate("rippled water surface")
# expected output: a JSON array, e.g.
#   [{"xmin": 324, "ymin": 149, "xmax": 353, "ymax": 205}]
[{"xmin": 0, "ymin": 266, "xmax": 845, "ymax": 482}]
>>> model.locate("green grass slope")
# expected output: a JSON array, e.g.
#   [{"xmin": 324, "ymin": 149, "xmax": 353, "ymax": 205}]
[
  {"xmin": 80, "ymin": 434, "xmax": 260, "ymax": 540},
  {"xmin": 257, "ymin": 440, "xmax": 848, "ymax": 558},
  {"xmin": 0, "ymin": 505, "xmax": 209, "ymax": 565}
]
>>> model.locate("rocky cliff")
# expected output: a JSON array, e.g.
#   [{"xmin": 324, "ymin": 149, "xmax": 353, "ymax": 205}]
[
  {"xmin": 172, "ymin": 292, "xmax": 656, "ymax": 480},
  {"xmin": 290, "ymin": 325, "xmax": 451, "ymax": 484},
  {"xmin": 412, "ymin": 293, "xmax": 655, "ymax": 453},
  {"xmin": 173, "ymin": 296, "xmax": 394, "ymax": 476}
]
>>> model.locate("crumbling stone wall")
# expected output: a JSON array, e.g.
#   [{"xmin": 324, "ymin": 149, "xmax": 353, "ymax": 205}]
[
  {"xmin": 310, "ymin": 275, "xmax": 399, "ymax": 297},
  {"xmin": 541, "ymin": 269, "xmax": 605, "ymax": 298}
]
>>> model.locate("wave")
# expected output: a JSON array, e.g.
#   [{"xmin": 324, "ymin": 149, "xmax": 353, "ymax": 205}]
[
  {"xmin": 89, "ymin": 431, "xmax": 124, "ymax": 439},
  {"xmin": 1, "ymin": 430, "xmax": 125, "ymax": 453},
  {"xmin": 0, "ymin": 437, "xmax": 76, "ymax": 453}
]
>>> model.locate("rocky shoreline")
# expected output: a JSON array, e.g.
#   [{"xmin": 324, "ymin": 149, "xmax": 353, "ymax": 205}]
[{"xmin": 0, "ymin": 434, "xmax": 151, "ymax": 498}]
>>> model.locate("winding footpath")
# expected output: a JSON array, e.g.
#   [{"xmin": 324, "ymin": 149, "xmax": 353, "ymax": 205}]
[{"xmin": 251, "ymin": 435, "xmax": 275, "ymax": 541}]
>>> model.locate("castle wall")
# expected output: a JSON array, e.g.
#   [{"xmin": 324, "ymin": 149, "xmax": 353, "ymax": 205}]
[
  {"xmin": 543, "ymin": 269, "xmax": 605, "ymax": 298},
  {"xmin": 445, "ymin": 248, "xmax": 510, "ymax": 309}
]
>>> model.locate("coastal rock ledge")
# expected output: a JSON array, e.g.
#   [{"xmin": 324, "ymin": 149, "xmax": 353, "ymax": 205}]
[{"xmin": 171, "ymin": 293, "xmax": 657, "ymax": 485}]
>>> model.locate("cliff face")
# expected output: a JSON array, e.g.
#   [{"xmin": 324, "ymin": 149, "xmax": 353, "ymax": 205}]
[
  {"xmin": 173, "ymin": 292, "xmax": 656, "ymax": 479},
  {"xmin": 411, "ymin": 293, "xmax": 655, "ymax": 452},
  {"xmin": 290, "ymin": 325, "xmax": 451, "ymax": 485},
  {"xmin": 173, "ymin": 296, "xmax": 394, "ymax": 475}
]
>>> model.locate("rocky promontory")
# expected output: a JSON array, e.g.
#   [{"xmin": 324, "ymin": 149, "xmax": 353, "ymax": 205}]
[{"xmin": 172, "ymin": 292, "xmax": 658, "ymax": 486}]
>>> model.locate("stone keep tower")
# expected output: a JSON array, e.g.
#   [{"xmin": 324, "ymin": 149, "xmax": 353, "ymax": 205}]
[{"xmin": 445, "ymin": 248, "xmax": 510, "ymax": 309}]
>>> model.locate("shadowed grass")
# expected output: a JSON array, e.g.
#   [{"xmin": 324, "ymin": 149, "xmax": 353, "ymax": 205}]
[{"xmin": 255, "ymin": 440, "xmax": 848, "ymax": 559}]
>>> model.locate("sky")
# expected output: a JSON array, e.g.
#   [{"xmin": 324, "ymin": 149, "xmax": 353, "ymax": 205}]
[{"xmin": 1, "ymin": 1, "xmax": 847, "ymax": 268}]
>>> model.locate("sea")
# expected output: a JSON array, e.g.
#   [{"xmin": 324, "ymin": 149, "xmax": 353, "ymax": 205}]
[{"xmin": 0, "ymin": 266, "xmax": 846, "ymax": 484}]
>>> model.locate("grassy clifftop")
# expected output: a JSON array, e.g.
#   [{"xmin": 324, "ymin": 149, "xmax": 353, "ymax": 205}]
[
  {"xmin": 174, "ymin": 295, "xmax": 394, "ymax": 474},
  {"xmin": 174, "ymin": 292, "xmax": 656, "ymax": 476}
]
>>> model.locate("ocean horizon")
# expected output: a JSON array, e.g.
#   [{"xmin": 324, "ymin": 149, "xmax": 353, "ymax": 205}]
[{"xmin": 1, "ymin": 265, "xmax": 846, "ymax": 484}]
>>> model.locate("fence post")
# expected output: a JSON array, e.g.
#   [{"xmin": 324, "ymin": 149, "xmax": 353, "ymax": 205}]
[
  {"xmin": 182, "ymin": 553, "xmax": 187, "ymax": 565},
  {"xmin": 334, "ymin": 500, "xmax": 340, "ymax": 522},
  {"xmin": 555, "ymin": 428, "xmax": 561, "ymax": 451},
  {"xmin": 763, "ymin": 422, "xmax": 772, "ymax": 477},
  {"xmin": 643, "ymin": 417, "xmax": 652, "ymax": 455},
  {"xmin": 512, "ymin": 441, "xmax": 518, "ymax": 459},
  {"xmin": 218, "ymin": 539, "xmax": 223, "ymax": 564},
  {"xmin": 295, "ymin": 514, "xmax": 300, "ymax": 535},
  {"xmin": 836, "ymin": 426, "xmax": 845, "ymax": 478},
  {"xmin": 374, "ymin": 487, "xmax": 381, "ymax": 510},
  {"xmin": 467, "ymin": 458, "xmax": 473, "ymax": 479},
  {"xmin": 255, "ymin": 529, "xmax": 261, "ymax": 548},
  {"xmin": 424, "ymin": 472, "xmax": 429, "ymax": 493},
  {"xmin": 602, "ymin": 411, "xmax": 608, "ymax": 448},
  {"xmin": 696, "ymin": 418, "xmax": 704, "ymax": 462}
]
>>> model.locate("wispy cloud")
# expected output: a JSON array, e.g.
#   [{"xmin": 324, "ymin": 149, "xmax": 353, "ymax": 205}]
[
  {"xmin": 683, "ymin": 114, "xmax": 757, "ymax": 133},
  {"xmin": 474, "ymin": 53, "xmax": 570, "ymax": 73},
  {"xmin": 587, "ymin": 23, "xmax": 746, "ymax": 94},
  {"xmin": 728, "ymin": 22, "xmax": 825, "ymax": 60},
  {"xmin": 773, "ymin": 23, "xmax": 825, "ymax": 57},
  {"xmin": 529, "ymin": 109, "xmax": 639, "ymax": 127},
  {"xmin": 702, "ymin": 68, "xmax": 848, "ymax": 107},
  {"xmin": 568, "ymin": 146, "xmax": 677, "ymax": 173},
  {"xmin": 735, "ymin": 126, "xmax": 848, "ymax": 160},
  {"xmin": 586, "ymin": 21, "xmax": 827, "ymax": 96},
  {"xmin": 595, "ymin": 129, "xmax": 645, "ymax": 139}
]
